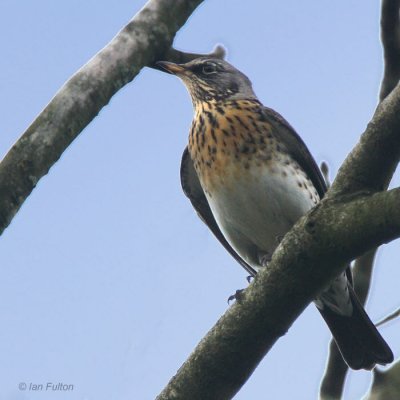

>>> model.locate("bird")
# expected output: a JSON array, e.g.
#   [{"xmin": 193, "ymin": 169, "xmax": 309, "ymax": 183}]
[{"xmin": 156, "ymin": 57, "xmax": 393, "ymax": 370}]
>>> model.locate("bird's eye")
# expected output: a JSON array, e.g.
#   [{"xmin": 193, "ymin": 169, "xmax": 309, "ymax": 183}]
[{"xmin": 202, "ymin": 63, "xmax": 217, "ymax": 74}]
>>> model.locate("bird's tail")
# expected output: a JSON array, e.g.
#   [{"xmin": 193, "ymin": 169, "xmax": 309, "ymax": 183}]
[{"xmin": 317, "ymin": 285, "xmax": 393, "ymax": 370}]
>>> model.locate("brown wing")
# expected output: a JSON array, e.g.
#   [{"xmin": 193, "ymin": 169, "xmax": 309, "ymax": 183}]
[
  {"xmin": 180, "ymin": 147, "xmax": 256, "ymax": 277},
  {"xmin": 261, "ymin": 107, "xmax": 355, "ymax": 282},
  {"xmin": 262, "ymin": 106, "xmax": 327, "ymax": 198}
]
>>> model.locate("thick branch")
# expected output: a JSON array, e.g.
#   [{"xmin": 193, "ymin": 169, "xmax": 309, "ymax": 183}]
[
  {"xmin": 330, "ymin": 81, "xmax": 400, "ymax": 196},
  {"xmin": 320, "ymin": 4, "xmax": 400, "ymax": 396},
  {"xmin": 380, "ymin": 0, "xmax": 400, "ymax": 100},
  {"xmin": 332, "ymin": 9, "xmax": 400, "ymax": 195},
  {"xmin": 3, "ymin": 2, "xmax": 400, "ymax": 399},
  {"xmin": 157, "ymin": 189, "xmax": 400, "ymax": 400},
  {"xmin": 158, "ymin": 26, "xmax": 400, "ymax": 395},
  {"xmin": 0, "ymin": 0, "xmax": 208, "ymax": 235}
]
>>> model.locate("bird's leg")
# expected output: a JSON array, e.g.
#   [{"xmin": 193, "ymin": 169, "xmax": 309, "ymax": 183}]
[
  {"xmin": 227, "ymin": 289, "xmax": 246, "ymax": 304},
  {"xmin": 258, "ymin": 251, "xmax": 272, "ymax": 268},
  {"xmin": 228, "ymin": 274, "xmax": 256, "ymax": 303}
]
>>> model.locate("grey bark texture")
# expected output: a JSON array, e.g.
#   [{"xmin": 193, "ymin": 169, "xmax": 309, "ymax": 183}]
[
  {"xmin": 380, "ymin": 0, "xmax": 400, "ymax": 101},
  {"xmin": 320, "ymin": 2, "xmax": 400, "ymax": 398},
  {"xmin": 0, "ymin": 0, "xmax": 209, "ymax": 235},
  {"xmin": 156, "ymin": 186, "xmax": 400, "ymax": 399},
  {"xmin": 1, "ymin": 1, "xmax": 400, "ymax": 399},
  {"xmin": 157, "ymin": 1, "xmax": 400, "ymax": 397}
]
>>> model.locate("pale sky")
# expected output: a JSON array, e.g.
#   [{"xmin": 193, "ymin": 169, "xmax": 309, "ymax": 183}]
[{"xmin": 0, "ymin": 1, "xmax": 398, "ymax": 399}]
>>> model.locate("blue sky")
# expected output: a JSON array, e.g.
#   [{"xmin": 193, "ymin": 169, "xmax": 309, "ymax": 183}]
[{"xmin": 0, "ymin": 1, "xmax": 398, "ymax": 399}]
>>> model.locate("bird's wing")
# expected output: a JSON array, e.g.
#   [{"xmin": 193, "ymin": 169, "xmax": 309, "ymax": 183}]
[
  {"xmin": 261, "ymin": 109, "xmax": 392, "ymax": 370},
  {"xmin": 262, "ymin": 107, "xmax": 355, "ymax": 275},
  {"xmin": 262, "ymin": 106, "xmax": 327, "ymax": 198},
  {"xmin": 261, "ymin": 109, "xmax": 357, "ymax": 280},
  {"xmin": 180, "ymin": 147, "xmax": 256, "ymax": 277}
]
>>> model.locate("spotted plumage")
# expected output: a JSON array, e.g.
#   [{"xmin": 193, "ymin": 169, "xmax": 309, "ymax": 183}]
[{"xmin": 157, "ymin": 57, "xmax": 393, "ymax": 370}]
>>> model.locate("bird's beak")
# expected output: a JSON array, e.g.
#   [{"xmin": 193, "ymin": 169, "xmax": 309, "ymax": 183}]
[{"xmin": 156, "ymin": 61, "xmax": 187, "ymax": 75}]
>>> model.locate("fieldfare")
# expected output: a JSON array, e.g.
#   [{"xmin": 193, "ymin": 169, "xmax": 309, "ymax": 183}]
[{"xmin": 157, "ymin": 57, "xmax": 393, "ymax": 370}]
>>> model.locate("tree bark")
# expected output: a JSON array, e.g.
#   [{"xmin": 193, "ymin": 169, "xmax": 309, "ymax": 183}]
[
  {"xmin": 157, "ymin": 4, "xmax": 400, "ymax": 391},
  {"xmin": 2, "ymin": 1, "xmax": 400, "ymax": 399},
  {"xmin": 0, "ymin": 0, "xmax": 209, "ymax": 235},
  {"xmin": 156, "ymin": 186, "xmax": 400, "ymax": 399},
  {"xmin": 365, "ymin": 361, "xmax": 400, "ymax": 400},
  {"xmin": 320, "ymin": 2, "xmax": 400, "ymax": 398}
]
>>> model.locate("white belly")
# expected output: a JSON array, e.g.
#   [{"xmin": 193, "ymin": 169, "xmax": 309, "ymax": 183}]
[{"xmin": 205, "ymin": 162, "xmax": 318, "ymax": 269}]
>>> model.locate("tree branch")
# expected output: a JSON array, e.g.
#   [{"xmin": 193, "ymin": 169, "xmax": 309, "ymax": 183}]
[
  {"xmin": 156, "ymin": 14, "xmax": 400, "ymax": 391},
  {"xmin": 3, "ymin": 2, "xmax": 400, "ymax": 399},
  {"xmin": 329, "ymin": 86, "xmax": 400, "ymax": 196},
  {"xmin": 320, "ymin": 2, "xmax": 400, "ymax": 397},
  {"xmin": 0, "ymin": 0, "xmax": 210, "ymax": 236},
  {"xmin": 157, "ymin": 185, "xmax": 400, "ymax": 399},
  {"xmin": 331, "ymin": 0, "xmax": 400, "ymax": 196},
  {"xmin": 320, "ymin": 249, "xmax": 377, "ymax": 400},
  {"xmin": 320, "ymin": 340, "xmax": 350, "ymax": 400},
  {"xmin": 151, "ymin": 45, "xmax": 226, "ymax": 70},
  {"xmin": 365, "ymin": 361, "xmax": 400, "ymax": 399},
  {"xmin": 380, "ymin": 0, "xmax": 400, "ymax": 100},
  {"xmin": 376, "ymin": 306, "xmax": 400, "ymax": 327}
]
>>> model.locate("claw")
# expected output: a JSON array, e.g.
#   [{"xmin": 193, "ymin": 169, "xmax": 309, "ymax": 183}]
[
  {"xmin": 227, "ymin": 289, "xmax": 245, "ymax": 304},
  {"xmin": 258, "ymin": 252, "xmax": 272, "ymax": 267}
]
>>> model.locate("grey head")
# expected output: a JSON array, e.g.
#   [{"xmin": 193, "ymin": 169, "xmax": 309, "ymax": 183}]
[{"xmin": 157, "ymin": 57, "xmax": 257, "ymax": 105}]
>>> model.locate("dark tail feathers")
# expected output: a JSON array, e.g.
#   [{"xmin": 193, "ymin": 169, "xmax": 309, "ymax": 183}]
[{"xmin": 318, "ymin": 285, "xmax": 393, "ymax": 370}]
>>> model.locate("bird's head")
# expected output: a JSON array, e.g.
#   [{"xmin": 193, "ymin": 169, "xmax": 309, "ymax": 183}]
[{"xmin": 157, "ymin": 57, "xmax": 257, "ymax": 106}]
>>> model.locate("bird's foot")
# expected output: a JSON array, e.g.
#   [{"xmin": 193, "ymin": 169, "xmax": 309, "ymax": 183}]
[
  {"xmin": 258, "ymin": 252, "xmax": 272, "ymax": 268},
  {"xmin": 227, "ymin": 289, "xmax": 245, "ymax": 304}
]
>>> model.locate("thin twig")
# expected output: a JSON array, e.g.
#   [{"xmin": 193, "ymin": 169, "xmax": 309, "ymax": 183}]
[
  {"xmin": 320, "ymin": 161, "xmax": 331, "ymax": 188},
  {"xmin": 376, "ymin": 306, "xmax": 400, "ymax": 327},
  {"xmin": 152, "ymin": 45, "xmax": 226, "ymax": 70}
]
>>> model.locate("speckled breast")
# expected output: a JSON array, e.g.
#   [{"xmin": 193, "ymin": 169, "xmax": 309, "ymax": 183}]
[
  {"xmin": 188, "ymin": 99, "xmax": 282, "ymax": 195},
  {"xmin": 187, "ymin": 99, "xmax": 319, "ymax": 266}
]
